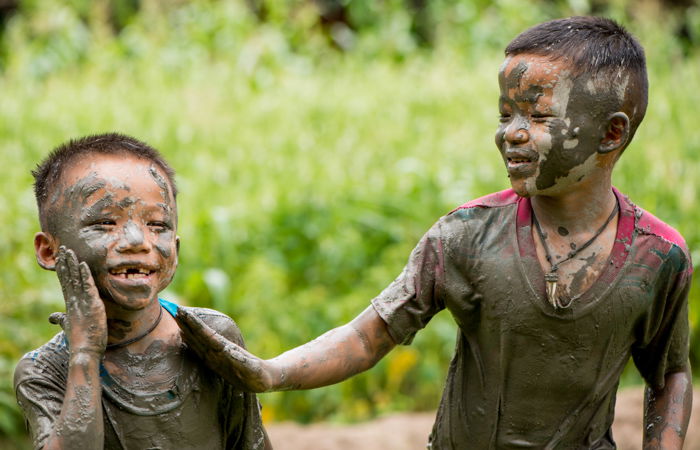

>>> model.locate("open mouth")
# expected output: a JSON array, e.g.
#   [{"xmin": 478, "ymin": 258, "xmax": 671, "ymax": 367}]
[
  {"xmin": 507, "ymin": 156, "xmax": 533, "ymax": 165},
  {"xmin": 108, "ymin": 266, "xmax": 156, "ymax": 280},
  {"xmin": 505, "ymin": 149, "xmax": 538, "ymax": 175}
]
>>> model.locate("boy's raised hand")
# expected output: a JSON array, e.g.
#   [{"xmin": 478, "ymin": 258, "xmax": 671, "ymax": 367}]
[
  {"xmin": 175, "ymin": 308, "xmax": 274, "ymax": 392},
  {"xmin": 55, "ymin": 246, "xmax": 107, "ymax": 355}
]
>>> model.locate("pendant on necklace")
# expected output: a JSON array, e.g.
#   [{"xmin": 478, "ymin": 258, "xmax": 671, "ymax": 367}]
[{"xmin": 544, "ymin": 271, "xmax": 559, "ymax": 308}]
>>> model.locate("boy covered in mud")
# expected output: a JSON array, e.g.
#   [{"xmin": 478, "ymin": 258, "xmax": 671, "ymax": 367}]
[
  {"xmin": 14, "ymin": 133, "xmax": 270, "ymax": 449},
  {"xmin": 176, "ymin": 17, "xmax": 692, "ymax": 448}
]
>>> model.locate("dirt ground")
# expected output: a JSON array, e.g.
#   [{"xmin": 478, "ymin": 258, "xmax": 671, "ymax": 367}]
[{"xmin": 266, "ymin": 387, "xmax": 700, "ymax": 449}]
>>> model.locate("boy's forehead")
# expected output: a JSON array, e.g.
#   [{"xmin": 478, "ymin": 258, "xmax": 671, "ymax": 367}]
[
  {"xmin": 55, "ymin": 153, "xmax": 177, "ymax": 207},
  {"xmin": 61, "ymin": 154, "xmax": 168, "ymax": 188},
  {"xmin": 499, "ymin": 54, "xmax": 572, "ymax": 88}
]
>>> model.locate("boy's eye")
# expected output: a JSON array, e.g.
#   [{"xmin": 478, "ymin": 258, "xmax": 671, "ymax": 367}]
[
  {"xmin": 148, "ymin": 221, "xmax": 170, "ymax": 232},
  {"xmin": 91, "ymin": 219, "xmax": 116, "ymax": 227},
  {"xmin": 531, "ymin": 114, "xmax": 552, "ymax": 122},
  {"xmin": 499, "ymin": 113, "xmax": 512, "ymax": 123}
]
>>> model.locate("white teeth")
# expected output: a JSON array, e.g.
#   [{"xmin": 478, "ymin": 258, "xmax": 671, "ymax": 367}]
[
  {"xmin": 110, "ymin": 267, "xmax": 153, "ymax": 276},
  {"xmin": 125, "ymin": 272, "xmax": 147, "ymax": 279}
]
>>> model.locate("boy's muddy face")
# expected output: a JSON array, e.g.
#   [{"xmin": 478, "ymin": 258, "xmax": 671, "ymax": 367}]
[
  {"xmin": 495, "ymin": 54, "xmax": 613, "ymax": 197},
  {"xmin": 47, "ymin": 154, "xmax": 178, "ymax": 311}
]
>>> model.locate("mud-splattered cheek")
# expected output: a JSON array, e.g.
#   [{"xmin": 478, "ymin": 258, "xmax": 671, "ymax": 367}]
[
  {"xmin": 495, "ymin": 125, "xmax": 506, "ymax": 155},
  {"xmin": 155, "ymin": 232, "xmax": 174, "ymax": 259},
  {"xmin": 74, "ymin": 229, "xmax": 117, "ymax": 289},
  {"xmin": 156, "ymin": 230, "xmax": 178, "ymax": 289},
  {"xmin": 533, "ymin": 119, "xmax": 582, "ymax": 190}
]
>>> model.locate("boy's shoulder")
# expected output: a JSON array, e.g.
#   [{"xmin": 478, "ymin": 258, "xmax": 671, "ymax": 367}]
[
  {"xmin": 183, "ymin": 305, "xmax": 246, "ymax": 347},
  {"xmin": 14, "ymin": 306, "xmax": 247, "ymax": 388},
  {"xmin": 618, "ymin": 189, "xmax": 691, "ymax": 272},
  {"xmin": 613, "ymin": 189, "xmax": 689, "ymax": 253},
  {"xmin": 450, "ymin": 188, "xmax": 520, "ymax": 213},
  {"xmin": 633, "ymin": 204, "xmax": 689, "ymax": 253},
  {"xmin": 14, "ymin": 332, "xmax": 68, "ymax": 390}
]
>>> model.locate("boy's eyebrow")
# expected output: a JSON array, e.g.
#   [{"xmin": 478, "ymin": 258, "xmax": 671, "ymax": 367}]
[
  {"xmin": 67, "ymin": 173, "xmax": 105, "ymax": 202},
  {"xmin": 79, "ymin": 193, "xmax": 115, "ymax": 221},
  {"xmin": 117, "ymin": 197, "xmax": 136, "ymax": 209},
  {"xmin": 157, "ymin": 203, "xmax": 173, "ymax": 213}
]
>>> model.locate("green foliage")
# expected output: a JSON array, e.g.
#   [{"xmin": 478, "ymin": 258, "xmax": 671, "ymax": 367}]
[{"xmin": 0, "ymin": 0, "xmax": 699, "ymax": 442}]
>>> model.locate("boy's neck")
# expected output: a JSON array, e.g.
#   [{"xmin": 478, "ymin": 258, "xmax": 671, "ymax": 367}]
[
  {"xmin": 529, "ymin": 176, "xmax": 617, "ymax": 235},
  {"xmin": 104, "ymin": 298, "xmax": 170, "ymax": 352}
]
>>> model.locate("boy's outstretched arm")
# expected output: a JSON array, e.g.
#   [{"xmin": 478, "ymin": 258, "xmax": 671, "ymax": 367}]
[
  {"xmin": 642, "ymin": 366, "xmax": 692, "ymax": 450},
  {"xmin": 42, "ymin": 247, "xmax": 107, "ymax": 449},
  {"xmin": 176, "ymin": 305, "xmax": 397, "ymax": 392}
]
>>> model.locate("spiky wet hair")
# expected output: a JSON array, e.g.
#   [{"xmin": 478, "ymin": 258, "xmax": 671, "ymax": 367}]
[
  {"xmin": 32, "ymin": 132, "xmax": 178, "ymax": 232},
  {"xmin": 505, "ymin": 16, "xmax": 648, "ymax": 143}
]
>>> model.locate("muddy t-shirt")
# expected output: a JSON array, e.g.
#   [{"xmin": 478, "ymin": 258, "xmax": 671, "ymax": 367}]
[
  {"xmin": 371, "ymin": 188, "xmax": 691, "ymax": 449},
  {"xmin": 14, "ymin": 305, "xmax": 268, "ymax": 450}
]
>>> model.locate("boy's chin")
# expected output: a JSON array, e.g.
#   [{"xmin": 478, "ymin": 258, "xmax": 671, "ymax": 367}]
[
  {"xmin": 508, "ymin": 179, "xmax": 534, "ymax": 198},
  {"xmin": 100, "ymin": 288, "xmax": 158, "ymax": 313}
]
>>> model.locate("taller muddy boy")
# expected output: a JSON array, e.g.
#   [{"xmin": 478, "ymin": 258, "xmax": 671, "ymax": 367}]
[
  {"xmin": 14, "ymin": 134, "xmax": 270, "ymax": 449},
  {"xmin": 176, "ymin": 17, "xmax": 692, "ymax": 449}
]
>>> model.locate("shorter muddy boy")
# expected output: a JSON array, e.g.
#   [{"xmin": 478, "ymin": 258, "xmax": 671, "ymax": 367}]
[
  {"xmin": 176, "ymin": 17, "xmax": 692, "ymax": 449},
  {"xmin": 14, "ymin": 134, "xmax": 270, "ymax": 449}
]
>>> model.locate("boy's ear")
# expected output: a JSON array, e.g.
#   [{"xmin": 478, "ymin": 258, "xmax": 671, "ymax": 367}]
[
  {"xmin": 34, "ymin": 232, "xmax": 57, "ymax": 271},
  {"xmin": 599, "ymin": 112, "xmax": 630, "ymax": 154}
]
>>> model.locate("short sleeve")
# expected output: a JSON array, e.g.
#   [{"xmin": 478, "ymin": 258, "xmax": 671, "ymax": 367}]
[
  {"xmin": 14, "ymin": 359, "xmax": 65, "ymax": 450},
  {"xmin": 632, "ymin": 249, "xmax": 692, "ymax": 390},
  {"xmin": 371, "ymin": 221, "xmax": 446, "ymax": 345}
]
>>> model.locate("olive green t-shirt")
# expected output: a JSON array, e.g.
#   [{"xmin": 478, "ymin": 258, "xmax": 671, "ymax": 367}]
[
  {"xmin": 14, "ymin": 304, "xmax": 269, "ymax": 450},
  {"xmin": 372, "ymin": 188, "xmax": 691, "ymax": 449}
]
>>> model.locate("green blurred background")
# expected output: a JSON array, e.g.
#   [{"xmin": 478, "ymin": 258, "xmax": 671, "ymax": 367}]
[{"xmin": 0, "ymin": 0, "xmax": 699, "ymax": 446}]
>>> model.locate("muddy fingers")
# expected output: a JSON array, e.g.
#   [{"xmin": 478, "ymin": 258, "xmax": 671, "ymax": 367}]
[
  {"xmin": 48, "ymin": 312, "xmax": 67, "ymax": 329},
  {"xmin": 176, "ymin": 307, "xmax": 272, "ymax": 392},
  {"xmin": 55, "ymin": 246, "xmax": 107, "ymax": 355}
]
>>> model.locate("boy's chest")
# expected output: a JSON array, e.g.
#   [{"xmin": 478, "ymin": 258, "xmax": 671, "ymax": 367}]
[
  {"xmin": 100, "ymin": 350, "xmax": 227, "ymax": 449},
  {"xmin": 102, "ymin": 382, "xmax": 225, "ymax": 450},
  {"xmin": 103, "ymin": 345, "xmax": 184, "ymax": 389},
  {"xmin": 443, "ymin": 227, "xmax": 660, "ymax": 331},
  {"xmin": 443, "ymin": 243, "xmax": 665, "ymax": 400},
  {"xmin": 531, "ymin": 223, "xmax": 617, "ymax": 307}
]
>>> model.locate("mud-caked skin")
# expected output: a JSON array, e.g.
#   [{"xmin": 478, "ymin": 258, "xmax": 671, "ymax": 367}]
[
  {"xmin": 15, "ymin": 306, "xmax": 269, "ymax": 450},
  {"xmin": 372, "ymin": 189, "xmax": 691, "ymax": 448},
  {"xmin": 43, "ymin": 155, "xmax": 179, "ymax": 314},
  {"xmin": 496, "ymin": 54, "xmax": 624, "ymax": 197},
  {"xmin": 494, "ymin": 53, "xmax": 630, "ymax": 304},
  {"xmin": 156, "ymin": 18, "xmax": 691, "ymax": 450},
  {"xmin": 16, "ymin": 134, "xmax": 270, "ymax": 450}
]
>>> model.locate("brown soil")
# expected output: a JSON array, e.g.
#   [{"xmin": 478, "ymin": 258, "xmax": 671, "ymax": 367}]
[{"xmin": 266, "ymin": 387, "xmax": 700, "ymax": 449}]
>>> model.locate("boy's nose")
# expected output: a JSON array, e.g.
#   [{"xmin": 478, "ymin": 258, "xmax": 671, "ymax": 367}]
[
  {"xmin": 504, "ymin": 122, "xmax": 530, "ymax": 145},
  {"xmin": 116, "ymin": 221, "xmax": 150, "ymax": 253}
]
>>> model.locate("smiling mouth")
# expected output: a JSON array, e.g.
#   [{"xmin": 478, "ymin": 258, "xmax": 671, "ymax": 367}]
[
  {"xmin": 108, "ymin": 266, "xmax": 156, "ymax": 280},
  {"xmin": 504, "ymin": 150, "xmax": 539, "ymax": 176},
  {"xmin": 507, "ymin": 156, "xmax": 533, "ymax": 165}
]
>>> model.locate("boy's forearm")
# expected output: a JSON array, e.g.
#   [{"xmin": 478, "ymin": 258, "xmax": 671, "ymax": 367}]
[
  {"xmin": 642, "ymin": 366, "xmax": 692, "ymax": 450},
  {"xmin": 43, "ymin": 351, "xmax": 104, "ymax": 450},
  {"xmin": 266, "ymin": 307, "xmax": 397, "ymax": 390},
  {"xmin": 176, "ymin": 305, "xmax": 396, "ymax": 392}
]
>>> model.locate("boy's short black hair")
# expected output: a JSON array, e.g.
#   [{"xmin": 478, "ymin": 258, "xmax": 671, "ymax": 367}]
[
  {"xmin": 32, "ymin": 132, "xmax": 177, "ymax": 232},
  {"xmin": 505, "ymin": 16, "xmax": 648, "ymax": 143}
]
